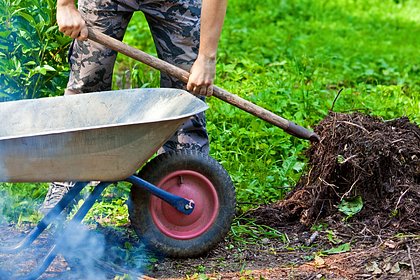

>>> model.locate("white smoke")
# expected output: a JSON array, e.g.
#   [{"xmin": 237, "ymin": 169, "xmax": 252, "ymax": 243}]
[{"xmin": 0, "ymin": 197, "xmax": 149, "ymax": 279}]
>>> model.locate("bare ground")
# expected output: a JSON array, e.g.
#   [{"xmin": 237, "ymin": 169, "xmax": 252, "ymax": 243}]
[{"xmin": 0, "ymin": 221, "xmax": 418, "ymax": 279}]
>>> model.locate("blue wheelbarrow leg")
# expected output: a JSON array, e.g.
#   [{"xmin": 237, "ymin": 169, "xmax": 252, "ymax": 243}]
[
  {"xmin": 15, "ymin": 178, "xmax": 194, "ymax": 279},
  {"xmin": 126, "ymin": 175, "xmax": 195, "ymax": 215},
  {"xmin": 0, "ymin": 182, "xmax": 89, "ymax": 254},
  {"xmin": 3, "ymin": 177, "xmax": 195, "ymax": 279},
  {"xmin": 10, "ymin": 182, "xmax": 112, "ymax": 280}
]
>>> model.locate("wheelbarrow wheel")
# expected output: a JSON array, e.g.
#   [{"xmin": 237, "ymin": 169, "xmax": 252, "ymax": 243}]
[{"xmin": 128, "ymin": 149, "xmax": 236, "ymax": 258}]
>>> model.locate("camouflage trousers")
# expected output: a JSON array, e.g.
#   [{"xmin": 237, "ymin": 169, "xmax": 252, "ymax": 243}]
[{"xmin": 68, "ymin": 0, "xmax": 208, "ymax": 154}]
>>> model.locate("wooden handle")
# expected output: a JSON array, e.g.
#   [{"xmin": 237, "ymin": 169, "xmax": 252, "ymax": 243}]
[{"xmin": 87, "ymin": 28, "xmax": 320, "ymax": 142}]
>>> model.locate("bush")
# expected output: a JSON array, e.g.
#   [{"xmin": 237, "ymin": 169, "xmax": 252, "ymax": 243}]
[{"xmin": 0, "ymin": 0, "xmax": 71, "ymax": 100}]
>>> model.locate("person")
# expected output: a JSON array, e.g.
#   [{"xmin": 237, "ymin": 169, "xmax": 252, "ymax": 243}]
[{"xmin": 41, "ymin": 0, "xmax": 228, "ymax": 212}]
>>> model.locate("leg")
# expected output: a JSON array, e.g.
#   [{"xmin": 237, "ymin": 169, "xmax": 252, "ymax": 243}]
[
  {"xmin": 140, "ymin": 0, "xmax": 209, "ymax": 154},
  {"xmin": 66, "ymin": 0, "xmax": 135, "ymax": 94},
  {"xmin": 41, "ymin": 182, "xmax": 76, "ymax": 214}
]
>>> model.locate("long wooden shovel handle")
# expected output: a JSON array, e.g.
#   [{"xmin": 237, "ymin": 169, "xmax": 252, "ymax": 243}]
[{"xmin": 87, "ymin": 28, "xmax": 320, "ymax": 142}]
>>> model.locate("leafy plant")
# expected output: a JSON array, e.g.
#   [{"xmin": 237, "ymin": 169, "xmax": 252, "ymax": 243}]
[
  {"xmin": 0, "ymin": 182, "xmax": 45, "ymax": 224},
  {"xmin": 230, "ymin": 217, "xmax": 289, "ymax": 245},
  {"xmin": 0, "ymin": 0, "xmax": 71, "ymax": 100},
  {"xmin": 310, "ymin": 223, "xmax": 328, "ymax": 232},
  {"xmin": 325, "ymin": 230, "xmax": 343, "ymax": 245},
  {"xmin": 337, "ymin": 196, "xmax": 364, "ymax": 220},
  {"xmin": 321, "ymin": 242, "xmax": 351, "ymax": 255}
]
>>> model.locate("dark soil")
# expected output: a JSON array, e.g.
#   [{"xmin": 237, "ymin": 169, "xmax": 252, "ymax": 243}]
[
  {"xmin": 1, "ymin": 112, "xmax": 419, "ymax": 279},
  {"xmin": 251, "ymin": 112, "xmax": 420, "ymax": 233}
]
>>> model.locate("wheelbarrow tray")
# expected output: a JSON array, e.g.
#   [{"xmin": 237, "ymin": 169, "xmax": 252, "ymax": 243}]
[{"xmin": 0, "ymin": 88, "xmax": 208, "ymax": 182}]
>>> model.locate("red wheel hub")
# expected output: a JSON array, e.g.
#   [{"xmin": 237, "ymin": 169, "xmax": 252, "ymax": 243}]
[{"xmin": 150, "ymin": 170, "xmax": 219, "ymax": 240}]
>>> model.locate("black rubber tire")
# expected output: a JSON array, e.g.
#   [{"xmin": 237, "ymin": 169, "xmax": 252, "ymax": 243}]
[{"xmin": 128, "ymin": 149, "xmax": 236, "ymax": 258}]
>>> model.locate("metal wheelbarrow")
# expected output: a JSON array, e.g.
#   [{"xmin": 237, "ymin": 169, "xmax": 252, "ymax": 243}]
[{"xmin": 0, "ymin": 88, "xmax": 236, "ymax": 279}]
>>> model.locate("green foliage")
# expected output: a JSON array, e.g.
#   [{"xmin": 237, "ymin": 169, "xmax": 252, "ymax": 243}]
[
  {"xmin": 73, "ymin": 182, "xmax": 131, "ymax": 226},
  {"xmin": 338, "ymin": 196, "xmax": 364, "ymax": 219},
  {"xmin": 230, "ymin": 217, "xmax": 289, "ymax": 245},
  {"xmin": 310, "ymin": 222, "xmax": 328, "ymax": 232},
  {"xmin": 0, "ymin": 0, "xmax": 71, "ymax": 100},
  {"xmin": 325, "ymin": 230, "xmax": 343, "ymax": 245},
  {"xmin": 321, "ymin": 242, "xmax": 351, "ymax": 255},
  {"xmin": 0, "ymin": 182, "xmax": 45, "ymax": 224}
]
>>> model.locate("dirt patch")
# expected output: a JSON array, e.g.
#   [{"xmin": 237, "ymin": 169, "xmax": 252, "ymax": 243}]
[
  {"xmin": 252, "ymin": 112, "xmax": 420, "ymax": 233},
  {"xmin": 1, "ymin": 221, "xmax": 418, "ymax": 279},
  {"xmin": 149, "ymin": 220, "xmax": 419, "ymax": 280}
]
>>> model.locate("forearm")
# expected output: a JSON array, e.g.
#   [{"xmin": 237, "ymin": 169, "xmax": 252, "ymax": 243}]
[
  {"xmin": 199, "ymin": 0, "xmax": 228, "ymax": 60},
  {"xmin": 57, "ymin": 0, "xmax": 75, "ymax": 7}
]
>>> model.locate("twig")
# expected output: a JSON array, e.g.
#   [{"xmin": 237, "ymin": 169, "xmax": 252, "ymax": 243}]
[
  {"xmin": 330, "ymin": 88, "xmax": 344, "ymax": 112},
  {"xmin": 305, "ymin": 231, "xmax": 319, "ymax": 246},
  {"xmin": 306, "ymin": 166, "xmax": 314, "ymax": 187},
  {"xmin": 355, "ymin": 274, "xmax": 374, "ymax": 279},
  {"xmin": 407, "ymin": 244, "xmax": 416, "ymax": 277},
  {"xmin": 359, "ymin": 225, "xmax": 375, "ymax": 238},
  {"xmin": 339, "ymin": 154, "xmax": 359, "ymax": 165},
  {"xmin": 394, "ymin": 187, "xmax": 410, "ymax": 212},
  {"xmin": 339, "ymin": 108, "xmax": 371, "ymax": 114},
  {"xmin": 390, "ymin": 139, "xmax": 404, "ymax": 144},
  {"xmin": 340, "ymin": 177, "xmax": 360, "ymax": 201},
  {"xmin": 318, "ymin": 178, "xmax": 337, "ymax": 188},
  {"xmin": 313, "ymin": 200, "xmax": 325, "ymax": 226},
  {"xmin": 332, "ymin": 112, "xmax": 338, "ymax": 139},
  {"xmin": 395, "ymin": 234, "xmax": 420, "ymax": 239},
  {"xmin": 336, "ymin": 120, "xmax": 370, "ymax": 133},
  {"xmin": 318, "ymin": 177, "xmax": 339, "ymax": 197}
]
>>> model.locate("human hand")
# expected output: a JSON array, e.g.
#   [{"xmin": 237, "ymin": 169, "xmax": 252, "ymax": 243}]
[
  {"xmin": 186, "ymin": 54, "xmax": 216, "ymax": 96},
  {"xmin": 56, "ymin": 3, "xmax": 88, "ymax": 40}
]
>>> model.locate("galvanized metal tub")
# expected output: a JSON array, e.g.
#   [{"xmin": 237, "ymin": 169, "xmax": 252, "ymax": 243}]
[{"xmin": 0, "ymin": 89, "xmax": 208, "ymax": 182}]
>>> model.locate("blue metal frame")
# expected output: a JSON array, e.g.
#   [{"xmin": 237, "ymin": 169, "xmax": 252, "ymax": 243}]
[
  {"xmin": 0, "ymin": 182, "xmax": 89, "ymax": 255},
  {"xmin": 0, "ymin": 175, "xmax": 195, "ymax": 279},
  {"xmin": 126, "ymin": 175, "xmax": 195, "ymax": 215}
]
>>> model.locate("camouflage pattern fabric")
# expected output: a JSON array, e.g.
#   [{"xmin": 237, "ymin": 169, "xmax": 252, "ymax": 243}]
[{"xmin": 68, "ymin": 0, "xmax": 208, "ymax": 153}]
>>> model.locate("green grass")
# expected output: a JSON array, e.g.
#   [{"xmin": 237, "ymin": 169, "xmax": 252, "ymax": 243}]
[
  {"xmin": 210, "ymin": 0, "xmax": 419, "ymax": 208},
  {"xmin": 1, "ymin": 0, "xmax": 419, "ymax": 223}
]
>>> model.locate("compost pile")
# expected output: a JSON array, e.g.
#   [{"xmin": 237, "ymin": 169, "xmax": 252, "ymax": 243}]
[{"xmin": 254, "ymin": 112, "xmax": 420, "ymax": 233}]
